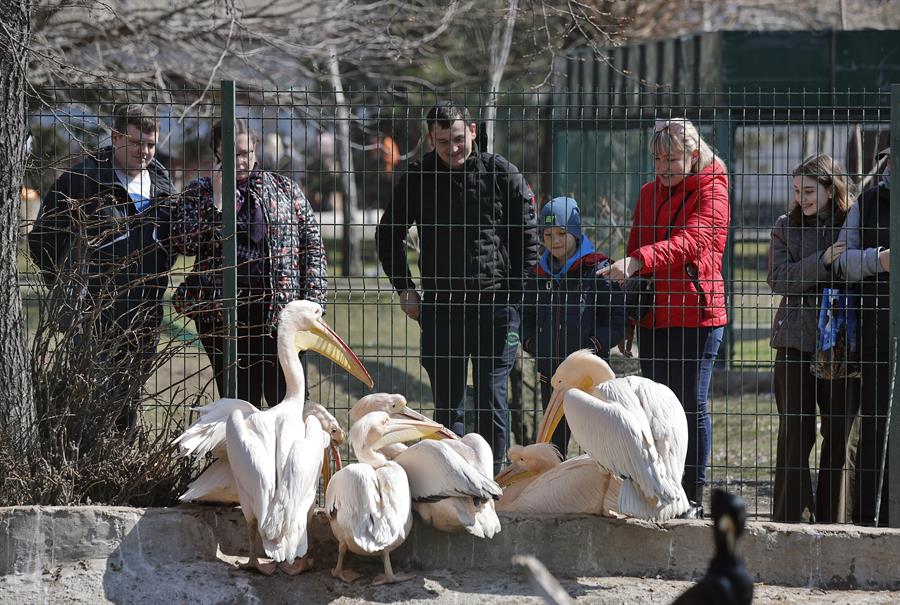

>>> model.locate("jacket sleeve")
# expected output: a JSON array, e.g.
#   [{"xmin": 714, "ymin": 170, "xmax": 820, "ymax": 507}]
[
  {"xmin": 593, "ymin": 276, "xmax": 627, "ymax": 355},
  {"xmin": 520, "ymin": 271, "xmax": 539, "ymax": 355},
  {"xmin": 28, "ymin": 168, "xmax": 85, "ymax": 283},
  {"xmin": 832, "ymin": 202, "xmax": 886, "ymax": 282},
  {"xmin": 169, "ymin": 180, "xmax": 212, "ymax": 257},
  {"xmin": 376, "ymin": 171, "xmax": 418, "ymax": 294},
  {"xmin": 292, "ymin": 180, "xmax": 328, "ymax": 308},
  {"xmin": 630, "ymin": 173, "xmax": 730, "ymax": 272},
  {"xmin": 498, "ymin": 158, "xmax": 539, "ymax": 298},
  {"xmin": 766, "ymin": 215, "xmax": 831, "ymax": 295}
]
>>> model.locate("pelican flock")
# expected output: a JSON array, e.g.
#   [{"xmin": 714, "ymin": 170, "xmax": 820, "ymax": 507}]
[
  {"xmin": 534, "ymin": 349, "xmax": 690, "ymax": 521},
  {"xmin": 174, "ymin": 300, "xmax": 373, "ymax": 574}
]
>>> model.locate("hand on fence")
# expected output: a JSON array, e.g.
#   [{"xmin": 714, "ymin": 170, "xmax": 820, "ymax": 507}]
[
  {"xmin": 821, "ymin": 240, "xmax": 847, "ymax": 268},
  {"xmin": 618, "ymin": 323, "xmax": 635, "ymax": 357},
  {"xmin": 598, "ymin": 256, "xmax": 642, "ymax": 286},
  {"xmin": 879, "ymin": 248, "xmax": 890, "ymax": 272},
  {"xmin": 211, "ymin": 162, "xmax": 223, "ymax": 211},
  {"xmin": 399, "ymin": 290, "xmax": 421, "ymax": 321}
]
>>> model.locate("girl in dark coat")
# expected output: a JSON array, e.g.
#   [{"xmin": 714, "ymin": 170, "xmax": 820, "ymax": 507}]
[{"xmin": 767, "ymin": 153, "xmax": 858, "ymax": 523}]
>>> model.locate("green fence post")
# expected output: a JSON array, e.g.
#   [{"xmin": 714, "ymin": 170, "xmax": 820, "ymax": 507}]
[
  {"xmin": 221, "ymin": 81, "xmax": 238, "ymax": 399},
  {"xmin": 890, "ymin": 83, "xmax": 900, "ymax": 528}
]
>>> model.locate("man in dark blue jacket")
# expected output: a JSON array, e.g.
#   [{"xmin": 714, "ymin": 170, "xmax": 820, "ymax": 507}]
[
  {"xmin": 521, "ymin": 197, "xmax": 627, "ymax": 454},
  {"xmin": 28, "ymin": 104, "xmax": 176, "ymax": 431},
  {"xmin": 377, "ymin": 101, "xmax": 539, "ymax": 472}
]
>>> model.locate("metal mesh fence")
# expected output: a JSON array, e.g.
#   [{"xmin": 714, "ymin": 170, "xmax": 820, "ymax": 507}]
[{"xmin": 19, "ymin": 84, "xmax": 898, "ymax": 524}]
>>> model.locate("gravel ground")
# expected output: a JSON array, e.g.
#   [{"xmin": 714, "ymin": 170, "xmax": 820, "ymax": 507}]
[{"xmin": 4, "ymin": 557, "xmax": 900, "ymax": 605}]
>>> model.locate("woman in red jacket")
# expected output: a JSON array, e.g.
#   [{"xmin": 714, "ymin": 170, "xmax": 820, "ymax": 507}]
[{"xmin": 601, "ymin": 118, "xmax": 730, "ymax": 517}]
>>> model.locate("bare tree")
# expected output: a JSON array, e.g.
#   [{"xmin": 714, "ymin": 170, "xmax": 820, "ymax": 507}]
[{"xmin": 0, "ymin": 0, "xmax": 36, "ymax": 455}]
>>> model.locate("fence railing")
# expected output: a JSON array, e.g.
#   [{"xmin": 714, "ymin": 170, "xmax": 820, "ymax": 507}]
[{"xmin": 18, "ymin": 83, "xmax": 900, "ymax": 526}]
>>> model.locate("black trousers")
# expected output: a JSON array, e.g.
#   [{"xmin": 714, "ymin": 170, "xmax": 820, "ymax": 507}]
[
  {"xmin": 198, "ymin": 299, "xmax": 300, "ymax": 408},
  {"xmin": 852, "ymin": 353, "xmax": 891, "ymax": 526},
  {"xmin": 772, "ymin": 348, "xmax": 859, "ymax": 523},
  {"xmin": 420, "ymin": 302, "xmax": 520, "ymax": 474}
]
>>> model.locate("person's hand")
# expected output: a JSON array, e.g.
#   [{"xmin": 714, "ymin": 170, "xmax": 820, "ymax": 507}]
[
  {"xmin": 399, "ymin": 290, "xmax": 421, "ymax": 321},
  {"xmin": 822, "ymin": 240, "xmax": 847, "ymax": 267},
  {"xmin": 880, "ymin": 248, "xmax": 890, "ymax": 272},
  {"xmin": 618, "ymin": 323, "xmax": 635, "ymax": 358},
  {"xmin": 211, "ymin": 162, "xmax": 223, "ymax": 211},
  {"xmin": 598, "ymin": 256, "xmax": 643, "ymax": 286}
]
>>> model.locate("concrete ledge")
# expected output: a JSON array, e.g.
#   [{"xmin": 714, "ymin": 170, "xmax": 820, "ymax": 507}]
[{"xmin": 2, "ymin": 506, "xmax": 898, "ymax": 590}]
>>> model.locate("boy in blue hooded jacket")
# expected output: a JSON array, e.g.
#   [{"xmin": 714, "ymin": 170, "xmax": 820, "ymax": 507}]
[{"xmin": 521, "ymin": 197, "xmax": 627, "ymax": 454}]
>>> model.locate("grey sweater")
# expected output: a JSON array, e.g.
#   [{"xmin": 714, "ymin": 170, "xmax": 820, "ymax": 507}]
[
  {"xmin": 767, "ymin": 211, "xmax": 845, "ymax": 353},
  {"xmin": 832, "ymin": 201, "xmax": 888, "ymax": 282}
]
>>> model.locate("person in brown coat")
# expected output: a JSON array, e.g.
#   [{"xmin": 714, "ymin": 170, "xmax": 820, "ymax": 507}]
[{"xmin": 767, "ymin": 153, "xmax": 859, "ymax": 523}]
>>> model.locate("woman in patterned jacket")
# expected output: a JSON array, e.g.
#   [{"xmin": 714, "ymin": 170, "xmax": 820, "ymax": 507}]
[{"xmin": 172, "ymin": 118, "xmax": 327, "ymax": 407}]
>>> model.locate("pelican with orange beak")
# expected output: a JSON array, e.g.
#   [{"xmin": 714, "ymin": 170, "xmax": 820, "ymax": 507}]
[
  {"xmin": 326, "ymin": 411, "xmax": 444, "ymax": 584},
  {"xmin": 535, "ymin": 349, "xmax": 690, "ymax": 521},
  {"xmin": 174, "ymin": 300, "xmax": 373, "ymax": 574}
]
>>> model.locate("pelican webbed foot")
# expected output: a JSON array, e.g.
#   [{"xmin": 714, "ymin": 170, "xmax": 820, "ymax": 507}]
[
  {"xmin": 371, "ymin": 571, "xmax": 415, "ymax": 586},
  {"xmin": 279, "ymin": 556, "xmax": 314, "ymax": 575},
  {"xmin": 239, "ymin": 558, "xmax": 277, "ymax": 576},
  {"xmin": 372, "ymin": 551, "xmax": 414, "ymax": 585},
  {"xmin": 331, "ymin": 568, "xmax": 363, "ymax": 583}
]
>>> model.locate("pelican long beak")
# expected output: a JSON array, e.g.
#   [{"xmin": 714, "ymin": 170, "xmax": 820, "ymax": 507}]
[
  {"xmin": 393, "ymin": 407, "xmax": 459, "ymax": 440},
  {"xmin": 535, "ymin": 387, "xmax": 567, "ymax": 444},
  {"xmin": 296, "ymin": 317, "xmax": 374, "ymax": 388},
  {"xmin": 322, "ymin": 443, "xmax": 343, "ymax": 494},
  {"xmin": 494, "ymin": 463, "xmax": 534, "ymax": 488},
  {"xmin": 372, "ymin": 417, "xmax": 443, "ymax": 450}
]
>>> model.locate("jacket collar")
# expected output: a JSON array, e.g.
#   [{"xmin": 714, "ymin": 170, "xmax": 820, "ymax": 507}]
[
  {"xmin": 91, "ymin": 146, "xmax": 173, "ymax": 196},
  {"xmin": 538, "ymin": 236, "xmax": 596, "ymax": 282}
]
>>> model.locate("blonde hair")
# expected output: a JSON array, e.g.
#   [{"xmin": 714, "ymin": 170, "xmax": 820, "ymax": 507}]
[
  {"xmin": 650, "ymin": 118, "xmax": 724, "ymax": 173},
  {"xmin": 789, "ymin": 153, "xmax": 855, "ymax": 224}
]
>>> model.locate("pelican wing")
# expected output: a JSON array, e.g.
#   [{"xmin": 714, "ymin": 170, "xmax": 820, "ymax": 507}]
[
  {"xmin": 503, "ymin": 455, "xmax": 619, "ymax": 515},
  {"xmin": 225, "ymin": 410, "xmax": 278, "ymax": 529},
  {"xmin": 623, "ymin": 376, "xmax": 689, "ymax": 482},
  {"xmin": 454, "ymin": 433, "xmax": 495, "ymax": 478},
  {"xmin": 179, "ymin": 458, "xmax": 239, "ymax": 503},
  {"xmin": 260, "ymin": 415, "xmax": 327, "ymax": 561},
  {"xmin": 326, "ymin": 462, "xmax": 412, "ymax": 553},
  {"xmin": 394, "ymin": 440, "xmax": 501, "ymax": 502},
  {"xmin": 565, "ymin": 386, "xmax": 680, "ymax": 506},
  {"xmin": 174, "ymin": 398, "xmax": 259, "ymax": 458}
]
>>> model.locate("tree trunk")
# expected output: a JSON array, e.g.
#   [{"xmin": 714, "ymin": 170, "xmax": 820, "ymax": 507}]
[
  {"xmin": 328, "ymin": 50, "xmax": 363, "ymax": 277},
  {"xmin": 484, "ymin": 0, "xmax": 518, "ymax": 152},
  {"xmin": 0, "ymin": 0, "xmax": 35, "ymax": 453}
]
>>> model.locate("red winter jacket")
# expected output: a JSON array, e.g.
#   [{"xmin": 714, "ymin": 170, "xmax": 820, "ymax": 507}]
[{"xmin": 625, "ymin": 160, "xmax": 730, "ymax": 329}]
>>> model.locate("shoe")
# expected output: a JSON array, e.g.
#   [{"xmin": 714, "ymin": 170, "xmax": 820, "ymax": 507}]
[{"xmin": 677, "ymin": 501, "xmax": 705, "ymax": 519}]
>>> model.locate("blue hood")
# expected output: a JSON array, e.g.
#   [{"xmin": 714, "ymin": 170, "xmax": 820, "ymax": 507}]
[{"xmin": 539, "ymin": 236, "xmax": 595, "ymax": 282}]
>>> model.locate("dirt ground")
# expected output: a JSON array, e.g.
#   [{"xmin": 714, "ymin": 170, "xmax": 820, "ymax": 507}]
[{"xmin": 4, "ymin": 558, "xmax": 900, "ymax": 605}]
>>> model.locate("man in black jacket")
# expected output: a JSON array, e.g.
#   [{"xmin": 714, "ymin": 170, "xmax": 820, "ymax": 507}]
[
  {"xmin": 377, "ymin": 101, "xmax": 539, "ymax": 472},
  {"xmin": 28, "ymin": 104, "xmax": 176, "ymax": 431}
]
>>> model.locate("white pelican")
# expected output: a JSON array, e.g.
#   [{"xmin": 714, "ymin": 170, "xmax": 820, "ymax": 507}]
[
  {"xmin": 325, "ymin": 411, "xmax": 443, "ymax": 585},
  {"xmin": 349, "ymin": 394, "xmax": 502, "ymax": 538},
  {"xmin": 495, "ymin": 444, "xmax": 621, "ymax": 516},
  {"xmin": 536, "ymin": 349, "xmax": 690, "ymax": 521},
  {"xmin": 173, "ymin": 300, "xmax": 373, "ymax": 574}
]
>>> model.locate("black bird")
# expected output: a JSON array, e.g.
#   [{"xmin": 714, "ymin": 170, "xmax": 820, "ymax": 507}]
[{"xmin": 672, "ymin": 489, "xmax": 754, "ymax": 605}]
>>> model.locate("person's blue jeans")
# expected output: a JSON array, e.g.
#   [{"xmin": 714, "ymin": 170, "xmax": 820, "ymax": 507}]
[
  {"xmin": 638, "ymin": 325, "xmax": 724, "ymax": 500},
  {"xmin": 421, "ymin": 302, "xmax": 520, "ymax": 475}
]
